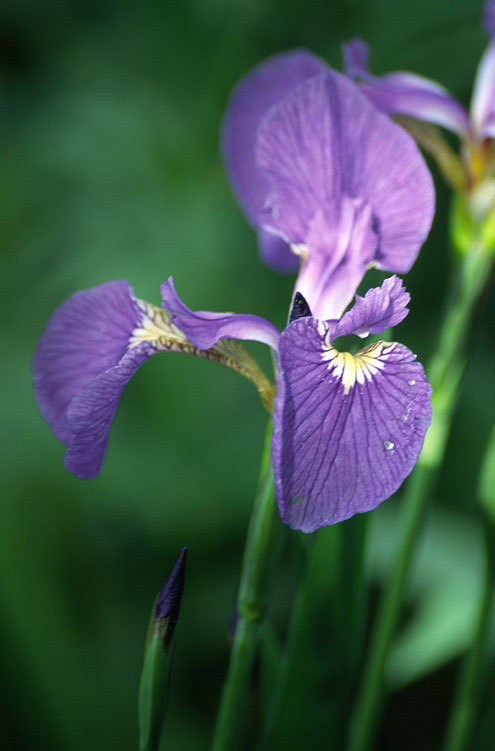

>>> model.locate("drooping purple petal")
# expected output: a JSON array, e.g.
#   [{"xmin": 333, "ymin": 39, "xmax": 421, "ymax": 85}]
[
  {"xmin": 470, "ymin": 40, "xmax": 495, "ymax": 138},
  {"xmin": 272, "ymin": 317, "xmax": 432, "ymax": 532},
  {"xmin": 33, "ymin": 281, "xmax": 159, "ymax": 479},
  {"xmin": 64, "ymin": 342, "xmax": 154, "ymax": 478},
  {"xmin": 330, "ymin": 275, "xmax": 410, "ymax": 340},
  {"xmin": 256, "ymin": 68, "xmax": 435, "ymax": 312},
  {"xmin": 221, "ymin": 49, "xmax": 326, "ymax": 271},
  {"xmin": 343, "ymin": 38, "xmax": 472, "ymax": 139},
  {"xmin": 33, "ymin": 281, "xmax": 143, "ymax": 444},
  {"xmin": 160, "ymin": 277, "xmax": 280, "ymax": 351}
]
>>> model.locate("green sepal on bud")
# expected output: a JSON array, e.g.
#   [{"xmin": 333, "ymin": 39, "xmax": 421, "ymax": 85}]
[{"xmin": 138, "ymin": 548, "xmax": 187, "ymax": 751}]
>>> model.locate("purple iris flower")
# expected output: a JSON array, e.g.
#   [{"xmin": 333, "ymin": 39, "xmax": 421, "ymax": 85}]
[
  {"xmin": 343, "ymin": 2, "xmax": 495, "ymax": 145},
  {"xmin": 222, "ymin": 51, "xmax": 434, "ymax": 320},
  {"xmin": 164, "ymin": 275, "xmax": 432, "ymax": 532},
  {"xmin": 34, "ymin": 48, "xmax": 434, "ymax": 530},
  {"xmin": 34, "ymin": 274, "xmax": 431, "ymax": 531}
]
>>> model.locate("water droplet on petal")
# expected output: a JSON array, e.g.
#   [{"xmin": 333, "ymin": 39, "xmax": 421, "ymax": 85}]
[
  {"xmin": 384, "ymin": 440, "xmax": 395, "ymax": 451},
  {"xmin": 408, "ymin": 379, "xmax": 416, "ymax": 386}
]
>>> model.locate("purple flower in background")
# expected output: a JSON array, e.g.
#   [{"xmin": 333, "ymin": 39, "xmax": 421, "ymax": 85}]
[
  {"xmin": 343, "ymin": 1, "xmax": 495, "ymax": 185},
  {"xmin": 33, "ymin": 281, "xmax": 277, "ymax": 479},
  {"xmin": 163, "ymin": 276, "xmax": 432, "ymax": 532},
  {"xmin": 222, "ymin": 51, "xmax": 434, "ymax": 319}
]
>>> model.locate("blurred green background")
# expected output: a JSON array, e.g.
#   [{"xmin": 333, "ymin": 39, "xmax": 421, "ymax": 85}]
[{"xmin": 1, "ymin": 0, "xmax": 494, "ymax": 749}]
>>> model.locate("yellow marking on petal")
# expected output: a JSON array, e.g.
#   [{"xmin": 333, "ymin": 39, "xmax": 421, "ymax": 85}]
[
  {"xmin": 129, "ymin": 300, "xmax": 187, "ymax": 350},
  {"xmin": 321, "ymin": 339, "xmax": 392, "ymax": 395}
]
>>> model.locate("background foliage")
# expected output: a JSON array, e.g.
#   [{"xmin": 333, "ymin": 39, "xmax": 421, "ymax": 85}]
[{"xmin": 1, "ymin": 0, "xmax": 493, "ymax": 748}]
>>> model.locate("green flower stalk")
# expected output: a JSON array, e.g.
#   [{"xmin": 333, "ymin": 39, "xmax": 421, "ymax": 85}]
[
  {"xmin": 211, "ymin": 421, "xmax": 279, "ymax": 751},
  {"xmin": 138, "ymin": 548, "xmax": 187, "ymax": 751}
]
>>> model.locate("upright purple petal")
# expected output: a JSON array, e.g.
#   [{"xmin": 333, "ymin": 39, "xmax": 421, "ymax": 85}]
[
  {"xmin": 272, "ymin": 316, "xmax": 432, "ymax": 531},
  {"xmin": 484, "ymin": 0, "xmax": 495, "ymax": 38},
  {"xmin": 343, "ymin": 38, "xmax": 472, "ymax": 139},
  {"xmin": 222, "ymin": 50, "xmax": 326, "ymax": 271},
  {"xmin": 161, "ymin": 277, "xmax": 280, "ymax": 351},
  {"xmin": 222, "ymin": 49, "xmax": 326, "ymax": 223},
  {"xmin": 470, "ymin": 40, "xmax": 495, "ymax": 138},
  {"xmin": 64, "ymin": 342, "xmax": 154, "ymax": 478},
  {"xmin": 330, "ymin": 275, "xmax": 410, "ymax": 340},
  {"xmin": 256, "ymin": 69, "xmax": 434, "ymax": 312},
  {"xmin": 33, "ymin": 281, "xmax": 143, "ymax": 444}
]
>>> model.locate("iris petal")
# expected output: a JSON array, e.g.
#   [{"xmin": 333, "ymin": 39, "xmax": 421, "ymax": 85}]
[
  {"xmin": 221, "ymin": 49, "xmax": 326, "ymax": 271},
  {"xmin": 343, "ymin": 38, "xmax": 472, "ymax": 139},
  {"xmin": 272, "ymin": 311, "xmax": 431, "ymax": 532},
  {"xmin": 470, "ymin": 40, "xmax": 495, "ymax": 138},
  {"xmin": 330, "ymin": 275, "xmax": 410, "ymax": 340},
  {"xmin": 33, "ymin": 281, "xmax": 144, "ymax": 445},
  {"xmin": 64, "ymin": 343, "xmax": 154, "ymax": 478},
  {"xmin": 161, "ymin": 277, "xmax": 280, "ymax": 351}
]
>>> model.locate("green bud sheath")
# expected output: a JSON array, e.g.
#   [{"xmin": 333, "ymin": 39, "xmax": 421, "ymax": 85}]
[{"xmin": 138, "ymin": 548, "xmax": 187, "ymax": 751}]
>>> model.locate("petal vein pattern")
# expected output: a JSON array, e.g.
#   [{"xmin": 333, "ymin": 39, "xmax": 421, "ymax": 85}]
[{"xmin": 272, "ymin": 317, "xmax": 432, "ymax": 532}]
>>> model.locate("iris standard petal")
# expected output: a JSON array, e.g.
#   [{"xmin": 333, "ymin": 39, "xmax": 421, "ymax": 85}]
[
  {"xmin": 272, "ymin": 316, "xmax": 431, "ymax": 532},
  {"xmin": 33, "ymin": 281, "xmax": 144, "ymax": 444},
  {"xmin": 330, "ymin": 275, "xmax": 410, "ymax": 340},
  {"xmin": 221, "ymin": 50, "xmax": 326, "ymax": 271},
  {"xmin": 221, "ymin": 50, "xmax": 326, "ymax": 224},
  {"xmin": 343, "ymin": 38, "xmax": 472, "ymax": 139},
  {"xmin": 256, "ymin": 68, "xmax": 435, "ymax": 296},
  {"xmin": 160, "ymin": 277, "xmax": 280, "ymax": 351}
]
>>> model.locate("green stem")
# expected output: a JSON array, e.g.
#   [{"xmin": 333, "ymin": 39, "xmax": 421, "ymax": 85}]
[
  {"xmin": 211, "ymin": 420, "xmax": 278, "ymax": 751},
  {"xmin": 442, "ymin": 518, "xmax": 495, "ymax": 751},
  {"xmin": 348, "ymin": 240, "xmax": 493, "ymax": 751}
]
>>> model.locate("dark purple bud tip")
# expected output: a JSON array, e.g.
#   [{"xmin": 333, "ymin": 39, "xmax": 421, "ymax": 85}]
[
  {"xmin": 155, "ymin": 548, "xmax": 187, "ymax": 638},
  {"xmin": 289, "ymin": 292, "xmax": 312, "ymax": 323}
]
